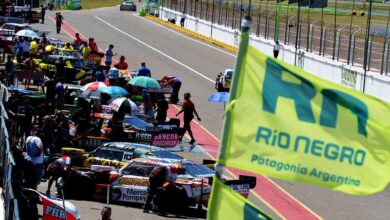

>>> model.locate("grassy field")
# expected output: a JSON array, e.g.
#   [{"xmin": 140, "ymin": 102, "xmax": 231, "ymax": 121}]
[{"xmin": 80, "ymin": 0, "xmax": 122, "ymax": 10}]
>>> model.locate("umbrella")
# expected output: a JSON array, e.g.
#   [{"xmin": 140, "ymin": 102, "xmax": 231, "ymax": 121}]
[
  {"xmin": 81, "ymin": 82, "xmax": 108, "ymax": 91},
  {"xmin": 78, "ymin": 90, "xmax": 102, "ymax": 99},
  {"xmin": 15, "ymin": 30, "xmax": 39, "ymax": 39},
  {"xmin": 129, "ymin": 76, "xmax": 161, "ymax": 89},
  {"xmin": 99, "ymin": 86, "xmax": 129, "ymax": 98},
  {"xmin": 8, "ymin": 86, "xmax": 33, "ymax": 95},
  {"xmin": 209, "ymin": 92, "xmax": 229, "ymax": 102},
  {"xmin": 108, "ymin": 97, "xmax": 139, "ymax": 114}
]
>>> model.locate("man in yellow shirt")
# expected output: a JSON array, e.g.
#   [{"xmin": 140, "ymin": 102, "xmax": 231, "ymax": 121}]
[
  {"xmin": 29, "ymin": 39, "xmax": 39, "ymax": 55},
  {"xmin": 63, "ymin": 42, "xmax": 74, "ymax": 50},
  {"xmin": 80, "ymin": 42, "xmax": 91, "ymax": 58}
]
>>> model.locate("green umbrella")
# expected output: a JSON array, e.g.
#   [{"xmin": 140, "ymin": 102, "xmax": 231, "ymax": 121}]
[{"xmin": 129, "ymin": 76, "xmax": 161, "ymax": 89}]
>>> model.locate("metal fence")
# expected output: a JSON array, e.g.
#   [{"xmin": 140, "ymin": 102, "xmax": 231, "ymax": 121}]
[
  {"xmin": 0, "ymin": 83, "xmax": 20, "ymax": 220},
  {"xmin": 163, "ymin": 0, "xmax": 390, "ymax": 74}
]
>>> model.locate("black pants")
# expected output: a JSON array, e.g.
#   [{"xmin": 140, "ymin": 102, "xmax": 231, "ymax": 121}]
[
  {"xmin": 144, "ymin": 187, "xmax": 157, "ymax": 210},
  {"xmin": 180, "ymin": 18, "xmax": 185, "ymax": 27},
  {"xmin": 171, "ymin": 81, "xmax": 181, "ymax": 104},
  {"xmin": 41, "ymin": 14, "xmax": 45, "ymax": 24},
  {"xmin": 56, "ymin": 23, "xmax": 61, "ymax": 34},
  {"xmin": 273, "ymin": 50, "xmax": 279, "ymax": 58}
]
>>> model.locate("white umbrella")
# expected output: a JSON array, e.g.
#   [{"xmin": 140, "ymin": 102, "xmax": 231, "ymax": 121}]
[
  {"xmin": 108, "ymin": 97, "xmax": 139, "ymax": 114},
  {"xmin": 15, "ymin": 30, "xmax": 39, "ymax": 39}
]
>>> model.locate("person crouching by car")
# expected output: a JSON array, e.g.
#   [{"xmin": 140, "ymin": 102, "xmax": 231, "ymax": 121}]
[
  {"xmin": 143, "ymin": 165, "xmax": 171, "ymax": 213},
  {"xmin": 46, "ymin": 155, "xmax": 71, "ymax": 195}
]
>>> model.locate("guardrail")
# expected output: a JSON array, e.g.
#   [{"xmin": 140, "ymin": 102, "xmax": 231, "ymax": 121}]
[{"xmin": 0, "ymin": 82, "xmax": 20, "ymax": 219}]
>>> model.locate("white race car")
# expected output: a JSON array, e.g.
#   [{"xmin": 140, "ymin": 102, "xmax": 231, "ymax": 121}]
[{"xmin": 109, "ymin": 157, "xmax": 256, "ymax": 206}]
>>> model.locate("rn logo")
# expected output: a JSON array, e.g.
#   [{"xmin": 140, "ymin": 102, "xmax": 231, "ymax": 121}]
[
  {"xmin": 45, "ymin": 205, "xmax": 66, "ymax": 219},
  {"xmin": 262, "ymin": 59, "xmax": 368, "ymax": 137}
]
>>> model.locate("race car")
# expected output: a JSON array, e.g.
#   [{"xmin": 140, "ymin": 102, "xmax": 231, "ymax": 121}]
[
  {"xmin": 11, "ymin": 6, "xmax": 41, "ymax": 23},
  {"xmin": 109, "ymin": 158, "xmax": 256, "ymax": 206},
  {"xmin": 60, "ymin": 142, "xmax": 183, "ymax": 170},
  {"xmin": 120, "ymin": 0, "xmax": 137, "ymax": 11},
  {"xmin": 38, "ymin": 55, "xmax": 86, "ymax": 83},
  {"xmin": 215, "ymin": 68, "xmax": 233, "ymax": 92}
]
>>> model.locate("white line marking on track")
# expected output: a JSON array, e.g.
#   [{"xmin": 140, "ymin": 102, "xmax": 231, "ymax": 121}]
[
  {"xmin": 132, "ymin": 14, "xmax": 237, "ymax": 58},
  {"xmin": 95, "ymin": 16, "xmax": 214, "ymax": 83}
]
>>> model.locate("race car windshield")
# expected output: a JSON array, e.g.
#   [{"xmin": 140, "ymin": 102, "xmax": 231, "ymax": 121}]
[
  {"xmin": 121, "ymin": 165, "xmax": 155, "ymax": 177},
  {"xmin": 183, "ymin": 163, "xmax": 214, "ymax": 177},
  {"xmin": 150, "ymin": 151, "xmax": 183, "ymax": 160},
  {"xmin": 95, "ymin": 149, "xmax": 123, "ymax": 161}
]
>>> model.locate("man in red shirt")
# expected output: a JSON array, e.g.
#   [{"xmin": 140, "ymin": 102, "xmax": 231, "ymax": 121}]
[
  {"xmin": 73, "ymin": 33, "xmax": 82, "ymax": 48},
  {"xmin": 176, "ymin": 93, "xmax": 201, "ymax": 144},
  {"xmin": 88, "ymin": 37, "xmax": 98, "ymax": 53},
  {"xmin": 116, "ymin": 55, "xmax": 128, "ymax": 70}
]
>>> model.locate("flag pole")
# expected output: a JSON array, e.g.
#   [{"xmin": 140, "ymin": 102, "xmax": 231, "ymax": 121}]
[
  {"xmin": 274, "ymin": 0, "xmax": 281, "ymax": 41},
  {"xmin": 332, "ymin": 0, "xmax": 338, "ymax": 60},
  {"xmin": 319, "ymin": 7, "xmax": 324, "ymax": 55},
  {"xmin": 294, "ymin": 0, "xmax": 301, "ymax": 66},
  {"xmin": 362, "ymin": 0, "xmax": 373, "ymax": 93},
  {"xmin": 215, "ymin": 13, "xmax": 251, "ymax": 179},
  {"xmin": 306, "ymin": 0, "xmax": 311, "ymax": 52},
  {"xmin": 347, "ymin": 0, "xmax": 356, "ymax": 64},
  {"xmin": 380, "ymin": 7, "xmax": 390, "ymax": 74}
]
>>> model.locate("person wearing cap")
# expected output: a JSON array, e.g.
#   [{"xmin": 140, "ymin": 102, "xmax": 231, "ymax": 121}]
[
  {"xmin": 176, "ymin": 93, "xmax": 201, "ymax": 144},
  {"xmin": 46, "ymin": 155, "xmax": 71, "ymax": 195},
  {"xmin": 73, "ymin": 33, "xmax": 83, "ymax": 48}
]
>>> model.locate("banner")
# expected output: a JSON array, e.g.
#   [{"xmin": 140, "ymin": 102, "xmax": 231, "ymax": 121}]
[
  {"xmin": 219, "ymin": 45, "xmax": 390, "ymax": 195},
  {"xmin": 208, "ymin": 178, "xmax": 271, "ymax": 220}
]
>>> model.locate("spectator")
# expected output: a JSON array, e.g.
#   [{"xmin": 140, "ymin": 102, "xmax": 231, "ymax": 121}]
[
  {"xmin": 80, "ymin": 41, "xmax": 91, "ymax": 58},
  {"xmin": 25, "ymin": 132, "xmax": 44, "ymax": 189},
  {"xmin": 108, "ymin": 67, "xmax": 119, "ymax": 85},
  {"xmin": 29, "ymin": 39, "xmax": 39, "ymax": 55},
  {"xmin": 54, "ymin": 111, "xmax": 69, "ymax": 151},
  {"xmin": 95, "ymin": 66, "xmax": 106, "ymax": 82},
  {"xmin": 142, "ymin": 88, "xmax": 154, "ymax": 118},
  {"xmin": 17, "ymin": 96, "xmax": 34, "ymax": 140},
  {"xmin": 21, "ymin": 38, "xmax": 30, "ymax": 59},
  {"xmin": 55, "ymin": 78, "xmax": 65, "ymax": 110},
  {"xmin": 104, "ymin": 44, "xmax": 116, "ymax": 67},
  {"xmin": 56, "ymin": 12, "xmax": 64, "ymax": 34},
  {"xmin": 55, "ymin": 57, "xmax": 65, "ymax": 80},
  {"xmin": 176, "ymin": 93, "xmax": 201, "ymax": 144},
  {"xmin": 73, "ymin": 33, "xmax": 83, "ymax": 48},
  {"xmin": 63, "ymin": 42, "xmax": 73, "ymax": 50},
  {"xmin": 40, "ymin": 4, "xmax": 46, "ymax": 24},
  {"xmin": 89, "ymin": 37, "xmax": 98, "ymax": 53},
  {"xmin": 70, "ymin": 98, "xmax": 91, "ymax": 147},
  {"xmin": 116, "ymin": 56, "xmax": 128, "ymax": 70},
  {"xmin": 42, "ymin": 73, "xmax": 57, "ymax": 114},
  {"xmin": 155, "ymin": 95, "xmax": 168, "ymax": 122},
  {"xmin": 100, "ymin": 207, "xmax": 112, "ymax": 220},
  {"xmin": 137, "ymin": 62, "xmax": 151, "ymax": 77},
  {"xmin": 5, "ymin": 55, "xmax": 15, "ymax": 86},
  {"xmin": 15, "ymin": 36, "xmax": 23, "ymax": 61},
  {"xmin": 41, "ymin": 33, "xmax": 48, "ymax": 48},
  {"xmin": 273, "ymin": 41, "xmax": 282, "ymax": 59},
  {"xmin": 180, "ymin": 11, "xmax": 186, "ymax": 27}
]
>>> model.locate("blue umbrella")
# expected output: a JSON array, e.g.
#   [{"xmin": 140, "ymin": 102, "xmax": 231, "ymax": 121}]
[
  {"xmin": 99, "ymin": 86, "xmax": 129, "ymax": 98},
  {"xmin": 209, "ymin": 92, "xmax": 230, "ymax": 103},
  {"xmin": 8, "ymin": 86, "xmax": 33, "ymax": 95},
  {"xmin": 129, "ymin": 76, "xmax": 161, "ymax": 89}
]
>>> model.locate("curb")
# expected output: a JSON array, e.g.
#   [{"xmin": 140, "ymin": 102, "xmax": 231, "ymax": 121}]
[{"xmin": 145, "ymin": 14, "xmax": 238, "ymax": 53}]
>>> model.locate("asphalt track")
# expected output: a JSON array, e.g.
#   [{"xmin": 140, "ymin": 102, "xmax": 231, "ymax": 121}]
[{"xmin": 32, "ymin": 7, "xmax": 390, "ymax": 220}]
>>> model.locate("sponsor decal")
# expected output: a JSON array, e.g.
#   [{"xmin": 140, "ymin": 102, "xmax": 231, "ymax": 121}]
[
  {"xmin": 118, "ymin": 177, "xmax": 149, "ymax": 186},
  {"xmin": 44, "ymin": 205, "xmax": 66, "ymax": 219},
  {"xmin": 113, "ymin": 187, "xmax": 147, "ymax": 203},
  {"xmin": 152, "ymin": 133, "xmax": 179, "ymax": 147}
]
